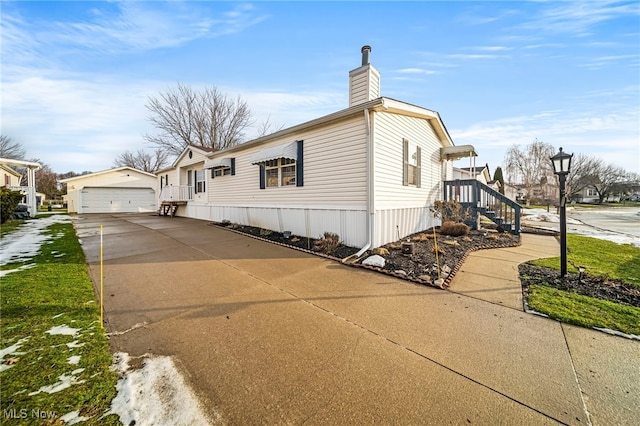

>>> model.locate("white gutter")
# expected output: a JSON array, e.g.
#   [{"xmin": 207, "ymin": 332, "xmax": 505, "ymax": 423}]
[{"xmin": 343, "ymin": 108, "xmax": 374, "ymax": 262}]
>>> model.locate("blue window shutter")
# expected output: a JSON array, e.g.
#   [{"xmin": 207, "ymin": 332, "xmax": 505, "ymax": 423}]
[
  {"xmin": 231, "ymin": 158, "xmax": 236, "ymax": 176},
  {"xmin": 259, "ymin": 164, "xmax": 265, "ymax": 189},
  {"xmin": 296, "ymin": 140, "xmax": 304, "ymax": 187}
]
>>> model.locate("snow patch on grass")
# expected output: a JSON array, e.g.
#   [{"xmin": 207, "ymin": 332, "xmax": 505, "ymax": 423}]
[
  {"xmin": 46, "ymin": 325, "xmax": 80, "ymax": 337},
  {"xmin": 59, "ymin": 410, "xmax": 90, "ymax": 425},
  {"xmin": 68, "ymin": 355, "xmax": 81, "ymax": 365},
  {"xmin": 0, "ymin": 337, "xmax": 30, "ymax": 371},
  {"xmin": 0, "ymin": 214, "xmax": 70, "ymax": 269},
  {"xmin": 107, "ymin": 352, "xmax": 216, "ymax": 426},
  {"xmin": 28, "ymin": 369, "xmax": 86, "ymax": 396}
]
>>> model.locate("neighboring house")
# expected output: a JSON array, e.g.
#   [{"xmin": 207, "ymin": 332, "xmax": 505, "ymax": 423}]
[
  {"xmin": 0, "ymin": 157, "xmax": 41, "ymax": 217},
  {"xmin": 452, "ymin": 164, "xmax": 504, "ymax": 193},
  {"xmin": 1, "ymin": 163, "xmax": 22, "ymax": 187},
  {"xmin": 504, "ymin": 182, "xmax": 525, "ymax": 204},
  {"xmin": 61, "ymin": 167, "xmax": 157, "ymax": 214},
  {"xmin": 573, "ymin": 187, "xmax": 623, "ymax": 203},
  {"xmin": 158, "ymin": 46, "xmax": 487, "ymax": 249}
]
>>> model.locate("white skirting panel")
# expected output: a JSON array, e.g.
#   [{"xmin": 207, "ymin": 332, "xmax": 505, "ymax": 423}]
[
  {"xmin": 179, "ymin": 204, "xmax": 368, "ymax": 248},
  {"xmin": 374, "ymin": 206, "xmax": 440, "ymax": 247}
]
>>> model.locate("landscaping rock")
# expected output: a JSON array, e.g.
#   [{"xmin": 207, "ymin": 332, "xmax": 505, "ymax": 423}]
[{"xmin": 363, "ymin": 255, "xmax": 386, "ymax": 268}]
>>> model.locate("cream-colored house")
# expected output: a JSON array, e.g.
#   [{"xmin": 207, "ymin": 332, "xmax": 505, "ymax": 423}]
[
  {"xmin": 0, "ymin": 157, "xmax": 41, "ymax": 216},
  {"xmin": 1, "ymin": 163, "xmax": 22, "ymax": 187},
  {"xmin": 61, "ymin": 167, "xmax": 157, "ymax": 214},
  {"xmin": 157, "ymin": 46, "xmax": 521, "ymax": 249}
]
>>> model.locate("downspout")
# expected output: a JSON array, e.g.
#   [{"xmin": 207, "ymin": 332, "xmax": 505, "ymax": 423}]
[{"xmin": 343, "ymin": 108, "xmax": 373, "ymax": 262}]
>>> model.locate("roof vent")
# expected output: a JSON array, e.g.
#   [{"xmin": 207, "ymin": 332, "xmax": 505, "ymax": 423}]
[{"xmin": 361, "ymin": 45, "xmax": 371, "ymax": 66}]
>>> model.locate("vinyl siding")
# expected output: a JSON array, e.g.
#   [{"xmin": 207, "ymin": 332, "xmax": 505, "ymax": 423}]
[
  {"xmin": 373, "ymin": 112, "xmax": 444, "ymax": 209},
  {"xmin": 349, "ymin": 66, "xmax": 380, "ymax": 107},
  {"xmin": 207, "ymin": 115, "xmax": 367, "ymax": 208}
]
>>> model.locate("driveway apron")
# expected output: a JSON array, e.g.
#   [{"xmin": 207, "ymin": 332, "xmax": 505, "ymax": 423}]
[{"xmin": 73, "ymin": 213, "xmax": 639, "ymax": 425}]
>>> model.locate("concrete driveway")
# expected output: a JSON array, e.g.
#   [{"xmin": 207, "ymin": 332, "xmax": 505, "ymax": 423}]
[{"xmin": 73, "ymin": 213, "xmax": 639, "ymax": 425}]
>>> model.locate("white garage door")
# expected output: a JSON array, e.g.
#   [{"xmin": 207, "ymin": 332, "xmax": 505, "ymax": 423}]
[{"xmin": 80, "ymin": 187, "xmax": 156, "ymax": 213}]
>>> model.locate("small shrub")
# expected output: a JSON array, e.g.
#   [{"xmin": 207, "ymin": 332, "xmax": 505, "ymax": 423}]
[
  {"xmin": 314, "ymin": 232, "xmax": 341, "ymax": 254},
  {"xmin": 0, "ymin": 186, "xmax": 24, "ymax": 224},
  {"xmin": 440, "ymin": 221, "xmax": 470, "ymax": 237},
  {"xmin": 259, "ymin": 228, "xmax": 273, "ymax": 236}
]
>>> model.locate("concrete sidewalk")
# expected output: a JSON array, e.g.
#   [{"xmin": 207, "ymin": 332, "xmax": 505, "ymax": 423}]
[
  {"xmin": 75, "ymin": 214, "xmax": 640, "ymax": 425},
  {"xmin": 448, "ymin": 233, "xmax": 559, "ymax": 310}
]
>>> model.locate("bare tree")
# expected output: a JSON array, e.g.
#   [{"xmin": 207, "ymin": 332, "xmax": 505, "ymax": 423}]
[
  {"xmin": 504, "ymin": 139, "xmax": 555, "ymax": 204},
  {"xmin": 255, "ymin": 115, "xmax": 286, "ymax": 138},
  {"xmin": 113, "ymin": 149, "xmax": 171, "ymax": 173},
  {"xmin": 0, "ymin": 135, "xmax": 26, "ymax": 160},
  {"xmin": 582, "ymin": 162, "xmax": 628, "ymax": 203},
  {"xmin": 144, "ymin": 83, "xmax": 253, "ymax": 156},
  {"xmin": 565, "ymin": 153, "xmax": 601, "ymax": 199}
]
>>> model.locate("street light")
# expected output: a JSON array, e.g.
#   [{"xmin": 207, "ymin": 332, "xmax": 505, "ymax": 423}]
[{"xmin": 550, "ymin": 147, "xmax": 573, "ymax": 278}]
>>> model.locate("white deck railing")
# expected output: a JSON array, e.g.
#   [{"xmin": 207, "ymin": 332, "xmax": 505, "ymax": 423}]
[{"xmin": 160, "ymin": 185, "xmax": 193, "ymax": 202}]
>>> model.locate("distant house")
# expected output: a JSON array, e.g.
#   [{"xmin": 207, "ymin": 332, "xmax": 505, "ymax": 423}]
[
  {"xmin": 0, "ymin": 157, "xmax": 41, "ymax": 216},
  {"xmin": 61, "ymin": 167, "xmax": 157, "ymax": 214},
  {"xmin": 452, "ymin": 164, "xmax": 504, "ymax": 194},
  {"xmin": 1, "ymin": 163, "xmax": 22, "ymax": 187},
  {"xmin": 157, "ymin": 46, "xmax": 521, "ymax": 248}
]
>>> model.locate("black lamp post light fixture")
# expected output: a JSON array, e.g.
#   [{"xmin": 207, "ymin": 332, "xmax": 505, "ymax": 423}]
[{"xmin": 550, "ymin": 147, "xmax": 573, "ymax": 278}]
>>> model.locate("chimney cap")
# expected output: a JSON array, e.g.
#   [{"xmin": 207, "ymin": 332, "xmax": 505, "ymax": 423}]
[{"xmin": 361, "ymin": 45, "xmax": 372, "ymax": 66}]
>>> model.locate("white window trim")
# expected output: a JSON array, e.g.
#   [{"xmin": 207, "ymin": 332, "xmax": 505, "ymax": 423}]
[
  {"xmin": 265, "ymin": 158, "xmax": 296, "ymax": 188},
  {"xmin": 213, "ymin": 167, "xmax": 232, "ymax": 177},
  {"xmin": 195, "ymin": 169, "xmax": 206, "ymax": 193}
]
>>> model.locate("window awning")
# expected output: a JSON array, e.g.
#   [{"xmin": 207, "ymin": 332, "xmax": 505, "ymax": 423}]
[
  {"xmin": 203, "ymin": 158, "xmax": 232, "ymax": 169},
  {"xmin": 440, "ymin": 145, "xmax": 478, "ymax": 161},
  {"xmin": 250, "ymin": 141, "xmax": 298, "ymax": 164}
]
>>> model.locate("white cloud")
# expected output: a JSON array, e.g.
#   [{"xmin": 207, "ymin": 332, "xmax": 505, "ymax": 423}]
[
  {"xmin": 518, "ymin": 0, "xmax": 640, "ymax": 37},
  {"xmin": 451, "ymin": 104, "xmax": 640, "ymax": 173}
]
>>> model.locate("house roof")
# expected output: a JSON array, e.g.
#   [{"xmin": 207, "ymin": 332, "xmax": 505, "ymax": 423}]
[
  {"xmin": 59, "ymin": 166, "xmax": 156, "ymax": 183},
  {"xmin": 0, "ymin": 157, "xmax": 41, "ymax": 170},
  {"xmin": 158, "ymin": 145, "xmax": 216, "ymax": 173},
  {"xmin": 207, "ymin": 96, "xmax": 458, "ymax": 160},
  {"xmin": 0, "ymin": 163, "xmax": 22, "ymax": 178}
]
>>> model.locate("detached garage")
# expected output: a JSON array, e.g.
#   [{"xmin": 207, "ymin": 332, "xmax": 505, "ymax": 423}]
[{"xmin": 61, "ymin": 167, "xmax": 157, "ymax": 214}]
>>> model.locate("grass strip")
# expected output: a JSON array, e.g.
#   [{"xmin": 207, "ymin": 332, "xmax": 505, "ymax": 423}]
[
  {"xmin": 531, "ymin": 233, "xmax": 640, "ymax": 286},
  {"xmin": 528, "ymin": 285, "xmax": 640, "ymax": 336},
  {"xmin": 526, "ymin": 233, "xmax": 640, "ymax": 336},
  {"xmin": 1, "ymin": 219, "xmax": 119, "ymax": 425}
]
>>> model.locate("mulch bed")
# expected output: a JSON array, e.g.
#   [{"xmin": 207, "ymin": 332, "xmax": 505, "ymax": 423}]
[
  {"xmin": 519, "ymin": 264, "xmax": 640, "ymax": 308},
  {"xmin": 212, "ymin": 221, "xmax": 520, "ymax": 287}
]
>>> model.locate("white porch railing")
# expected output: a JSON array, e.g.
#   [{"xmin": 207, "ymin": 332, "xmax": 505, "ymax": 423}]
[{"xmin": 160, "ymin": 185, "xmax": 193, "ymax": 202}]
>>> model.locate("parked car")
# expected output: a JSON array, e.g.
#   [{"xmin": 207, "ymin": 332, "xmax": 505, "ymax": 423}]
[{"xmin": 11, "ymin": 203, "xmax": 30, "ymax": 220}]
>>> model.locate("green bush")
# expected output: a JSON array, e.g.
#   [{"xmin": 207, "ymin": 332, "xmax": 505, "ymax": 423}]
[{"xmin": 0, "ymin": 186, "xmax": 24, "ymax": 224}]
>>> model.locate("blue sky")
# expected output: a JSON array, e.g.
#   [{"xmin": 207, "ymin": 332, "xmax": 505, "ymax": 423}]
[{"xmin": 2, "ymin": 1, "xmax": 639, "ymax": 176}]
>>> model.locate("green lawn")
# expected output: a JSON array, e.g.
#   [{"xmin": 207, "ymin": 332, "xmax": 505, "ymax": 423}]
[
  {"xmin": 531, "ymin": 233, "xmax": 640, "ymax": 285},
  {"xmin": 526, "ymin": 234, "xmax": 640, "ymax": 335},
  {"xmin": 1, "ymin": 217, "xmax": 119, "ymax": 425}
]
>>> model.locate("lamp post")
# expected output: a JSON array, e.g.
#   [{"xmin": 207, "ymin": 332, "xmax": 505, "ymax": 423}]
[{"xmin": 550, "ymin": 147, "xmax": 573, "ymax": 278}]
